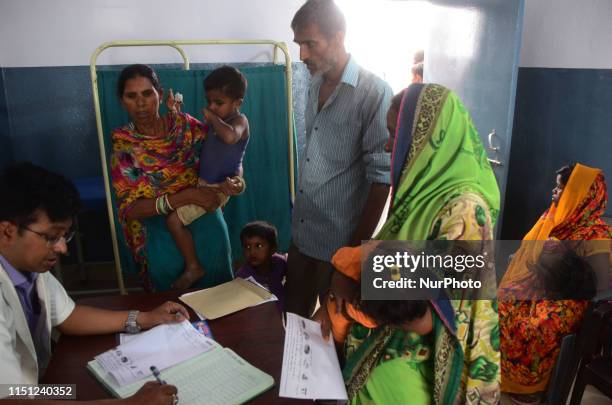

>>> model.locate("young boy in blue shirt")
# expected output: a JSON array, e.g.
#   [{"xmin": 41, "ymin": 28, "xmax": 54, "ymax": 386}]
[{"xmin": 166, "ymin": 66, "xmax": 250, "ymax": 289}]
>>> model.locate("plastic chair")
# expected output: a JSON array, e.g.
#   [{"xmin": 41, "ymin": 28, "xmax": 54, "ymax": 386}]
[
  {"xmin": 568, "ymin": 301, "xmax": 612, "ymax": 405},
  {"xmin": 546, "ymin": 333, "xmax": 578, "ymax": 404},
  {"xmin": 545, "ymin": 289, "xmax": 612, "ymax": 404}
]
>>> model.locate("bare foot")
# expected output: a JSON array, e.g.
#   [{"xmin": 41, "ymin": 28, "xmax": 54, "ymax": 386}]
[{"xmin": 171, "ymin": 265, "xmax": 205, "ymax": 290}]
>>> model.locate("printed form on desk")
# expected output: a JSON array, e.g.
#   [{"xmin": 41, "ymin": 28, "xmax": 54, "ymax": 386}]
[
  {"xmin": 280, "ymin": 313, "xmax": 348, "ymax": 401},
  {"xmin": 88, "ymin": 346, "xmax": 274, "ymax": 404},
  {"xmin": 95, "ymin": 320, "xmax": 215, "ymax": 386}
]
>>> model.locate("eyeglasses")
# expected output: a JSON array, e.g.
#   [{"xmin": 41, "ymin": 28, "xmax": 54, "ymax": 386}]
[{"xmin": 21, "ymin": 227, "xmax": 75, "ymax": 248}]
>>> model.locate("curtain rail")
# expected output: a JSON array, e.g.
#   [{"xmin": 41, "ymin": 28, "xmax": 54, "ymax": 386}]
[{"xmin": 90, "ymin": 40, "xmax": 294, "ymax": 294}]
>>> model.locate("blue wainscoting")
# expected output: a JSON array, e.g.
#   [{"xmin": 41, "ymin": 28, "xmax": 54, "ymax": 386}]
[
  {"xmin": 0, "ymin": 62, "xmax": 308, "ymax": 262},
  {"xmin": 2, "ymin": 65, "xmax": 101, "ymax": 177},
  {"xmin": 0, "ymin": 62, "xmax": 308, "ymax": 178},
  {"xmin": 501, "ymin": 67, "xmax": 612, "ymax": 239}
]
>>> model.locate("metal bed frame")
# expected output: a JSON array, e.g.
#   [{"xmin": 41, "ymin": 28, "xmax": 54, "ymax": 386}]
[{"xmin": 89, "ymin": 40, "xmax": 294, "ymax": 295}]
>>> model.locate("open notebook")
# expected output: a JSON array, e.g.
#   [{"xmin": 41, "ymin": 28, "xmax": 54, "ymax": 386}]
[{"xmin": 88, "ymin": 345, "xmax": 274, "ymax": 405}]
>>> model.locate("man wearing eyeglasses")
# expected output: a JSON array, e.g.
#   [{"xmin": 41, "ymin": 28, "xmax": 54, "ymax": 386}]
[{"xmin": 0, "ymin": 163, "xmax": 183, "ymax": 404}]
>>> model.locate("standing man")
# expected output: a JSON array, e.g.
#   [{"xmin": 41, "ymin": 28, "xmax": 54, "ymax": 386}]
[
  {"xmin": 412, "ymin": 49, "xmax": 424, "ymax": 83},
  {"xmin": 286, "ymin": 0, "xmax": 392, "ymax": 317},
  {"xmin": 0, "ymin": 162, "xmax": 184, "ymax": 404}
]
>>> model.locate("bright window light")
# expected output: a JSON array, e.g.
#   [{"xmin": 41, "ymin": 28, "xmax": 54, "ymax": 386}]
[{"xmin": 336, "ymin": 0, "xmax": 431, "ymax": 93}]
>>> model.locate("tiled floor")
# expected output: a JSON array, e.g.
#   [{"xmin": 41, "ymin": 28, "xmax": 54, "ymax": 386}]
[{"xmin": 577, "ymin": 387, "xmax": 612, "ymax": 405}]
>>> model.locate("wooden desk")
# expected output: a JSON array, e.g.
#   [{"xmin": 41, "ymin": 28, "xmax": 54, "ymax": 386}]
[{"xmin": 41, "ymin": 291, "xmax": 302, "ymax": 404}]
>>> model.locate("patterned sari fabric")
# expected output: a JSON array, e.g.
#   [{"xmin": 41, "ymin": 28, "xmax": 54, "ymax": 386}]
[
  {"xmin": 499, "ymin": 165, "xmax": 612, "ymax": 394},
  {"xmin": 378, "ymin": 84, "xmax": 500, "ymax": 241},
  {"xmin": 550, "ymin": 172, "xmax": 610, "ymax": 241},
  {"xmin": 110, "ymin": 112, "xmax": 206, "ymax": 287},
  {"xmin": 341, "ymin": 84, "xmax": 501, "ymax": 405}
]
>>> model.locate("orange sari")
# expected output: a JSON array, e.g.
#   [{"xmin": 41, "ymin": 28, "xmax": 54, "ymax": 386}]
[
  {"xmin": 499, "ymin": 163, "xmax": 612, "ymax": 394},
  {"xmin": 500, "ymin": 163, "xmax": 610, "ymax": 288}
]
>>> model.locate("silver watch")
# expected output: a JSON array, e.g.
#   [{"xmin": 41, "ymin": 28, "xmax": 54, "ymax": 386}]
[{"xmin": 124, "ymin": 310, "xmax": 141, "ymax": 334}]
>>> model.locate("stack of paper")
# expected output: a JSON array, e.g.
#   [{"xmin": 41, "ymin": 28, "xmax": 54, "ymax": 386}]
[
  {"xmin": 97, "ymin": 321, "xmax": 215, "ymax": 386},
  {"xmin": 179, "ymin": 277, "xmax": 277, "ymax": 320},
  {"xmin": 89, "ymin": 347, "xmax": 273, "ymax": 405},
  {"xmin": 88, "ymin": 320, "xmax": 274, "ymax": 404},
  {"xmin": 119, "ymin": 320, "xmax": 213, "ymax": 344}
]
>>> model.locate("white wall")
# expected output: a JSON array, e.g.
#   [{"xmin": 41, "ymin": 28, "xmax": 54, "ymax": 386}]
[
  {"xmin": 5, "ymin": 0, "xmax": 612, "ymax": 70},
  {"xmin": 520, "ymin": 0, "xmax": 612, "ymax": 68},
  {"xmin": 0, "ymin": 0, "xmax": 303, "ymax": 67},
  {"xmin": 0, "ymin": 0, "xmax": 428, "ymax": 91}
]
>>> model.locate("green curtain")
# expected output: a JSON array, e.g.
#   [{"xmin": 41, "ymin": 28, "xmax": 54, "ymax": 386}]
[{"xmin": 97, "ymin": 65, "xmax": 295, "ymax": 283}]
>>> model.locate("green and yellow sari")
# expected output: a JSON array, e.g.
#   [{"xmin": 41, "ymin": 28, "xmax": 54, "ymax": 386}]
[{"xmin": 342, "ymin": 84, "xmax": 501, "ymax": 404}]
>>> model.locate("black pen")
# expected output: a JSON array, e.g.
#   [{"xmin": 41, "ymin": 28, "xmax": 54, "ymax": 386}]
[{"xmin": 150, "ymin": 365, "xmax": 166, "ymax": 384}]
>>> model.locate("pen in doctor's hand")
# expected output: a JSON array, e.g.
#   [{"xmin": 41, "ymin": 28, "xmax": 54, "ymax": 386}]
[{"xmin": 150, "ymin": 365, "xmax": 166, "ymax": 384}]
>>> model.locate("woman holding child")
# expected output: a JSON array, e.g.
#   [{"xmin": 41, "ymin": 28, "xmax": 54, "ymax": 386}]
[
  {"xmin": 111, "ymin": 64, "xmax": 245, "ymax": 291},
  {"xmin": 317, "ymin": 83, "xmax": 501, "ymax": 404}
]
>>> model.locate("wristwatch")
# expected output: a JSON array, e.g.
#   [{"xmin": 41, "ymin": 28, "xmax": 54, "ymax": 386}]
[{"xmin": 124, "ymin": 310, "xmax": 141, "ymax": 334}]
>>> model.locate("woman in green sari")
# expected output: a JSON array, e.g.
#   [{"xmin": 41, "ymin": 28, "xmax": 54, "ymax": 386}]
[{"xmin": 323, "ymin": 83, "xmax": 501, "ymax": 404}]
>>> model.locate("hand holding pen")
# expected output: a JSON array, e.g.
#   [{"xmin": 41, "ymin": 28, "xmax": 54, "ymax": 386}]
[
  {"xmin": 126, "ymin": 379, "xmax": 178, "ymax": 405},
  {"xmin": 149, "ymin": 366, "xmax": 178, "ymax": 405}
]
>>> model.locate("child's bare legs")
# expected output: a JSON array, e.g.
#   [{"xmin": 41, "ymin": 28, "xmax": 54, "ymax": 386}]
[{"xmin": 166, "ymin": 211, "xmax": 205, "ymax": 289}]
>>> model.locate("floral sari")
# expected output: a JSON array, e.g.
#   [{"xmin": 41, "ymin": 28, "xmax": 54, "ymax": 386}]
[
  {"xmin": 499, "ymin": 164, "xmax": 612, "ymax": 394},
  {"xmin": 337, "ymin": 84, "xmax": 501, "ymax": 404},
  {"xmin": 110, "ymin": 112, "xmax": 205, "ymax": 288}
]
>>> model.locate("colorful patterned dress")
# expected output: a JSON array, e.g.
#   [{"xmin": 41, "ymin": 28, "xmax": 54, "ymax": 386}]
[
  {"xmin": 499, "ymin": 166, "xmax": 612, "ymax": 394},
  {"xmin": 336, "ymin": 84, "xmax": 501, "ymax": 404},
  {"xmin": 111, "ymin": 112, "xmax": 207, "ymax": 288}
]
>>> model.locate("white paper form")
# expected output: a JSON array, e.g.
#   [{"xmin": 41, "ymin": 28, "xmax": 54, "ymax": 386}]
[
  {"xmin": 88, "ymin": 346, "xmax": 274, "ymax": 404},
  {"xmin": 280, "ymin": 313, "xmax": 348, "ymax": 400},
  {"xmin": 96, "ymin": 320, "xmax": 216, "ymax": 386}
]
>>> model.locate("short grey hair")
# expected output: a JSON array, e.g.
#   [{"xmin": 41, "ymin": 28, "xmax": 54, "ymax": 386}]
[{"xmin": 291, "ymin": 0, "xmax": 346, "ymax": 38}]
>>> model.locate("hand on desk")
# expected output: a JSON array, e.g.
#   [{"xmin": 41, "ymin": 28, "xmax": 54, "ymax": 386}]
[
  {"xmin": 124, "ymin": 381, "xmax": 178, "ymax": 405},
  {"xmin": 137, "ymin": 301, "xmax": 190, "ymax": 330},
  {"xmin": 58, "ymin": 302, "xmax": 189, "ymax": 336}
]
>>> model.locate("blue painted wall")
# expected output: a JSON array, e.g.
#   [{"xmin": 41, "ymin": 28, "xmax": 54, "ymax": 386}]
[
  {"xmin": 0, "ymin": 63, "xmax": 308, "ymax": 180},
  {"xmin": 0, "ymin": 69, "xmax": 13, "ymax": 168},
  {"xmin": 427, "ymin": 0, "xmax": 524, "ymax": 237},
  {"xmin": 2, "ymin": 66, "xmax": 100, "ymax": 177},
  {"xmin": 501, "ymin": 67, "xmax": 612, "ymax": 239},
  {"xmin": 0, "ymin": 63, "xmax": 308, "ymax": 262}
]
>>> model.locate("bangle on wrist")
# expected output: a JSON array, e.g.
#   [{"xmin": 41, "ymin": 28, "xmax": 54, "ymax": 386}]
[
  {"xmin": 155, "ymin": 196, "xmax": 162, "ymax": 215},
  {"xmin": 165, "ymin": 193, "xmax": 174, "ymax": 211}
]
